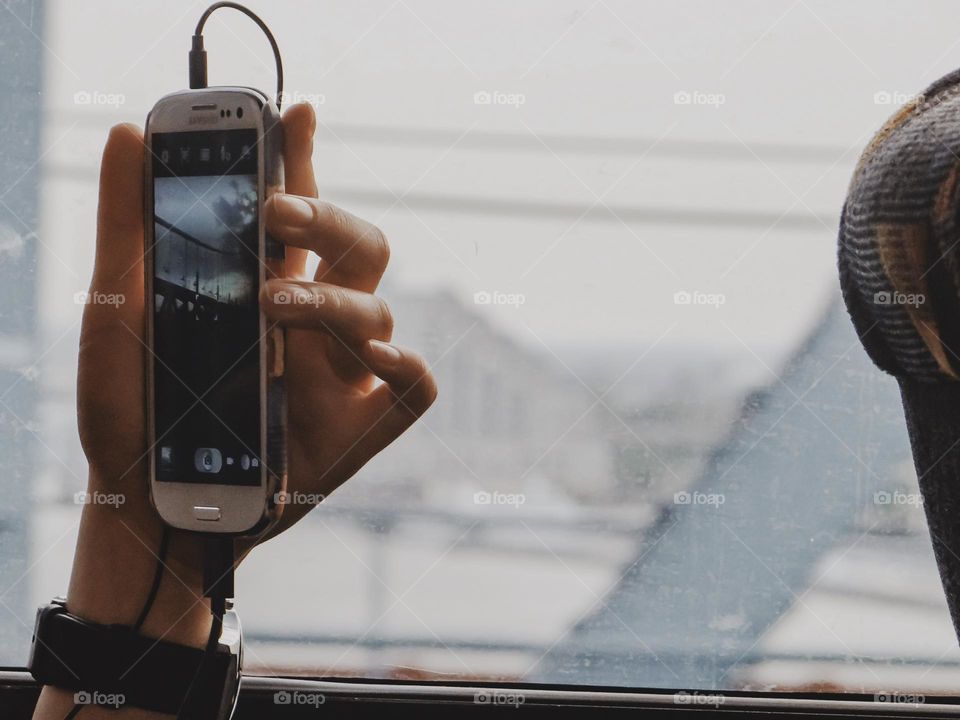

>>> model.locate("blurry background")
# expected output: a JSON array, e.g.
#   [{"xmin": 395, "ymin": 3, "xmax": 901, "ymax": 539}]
[{"xmin": 2, "ymin": 0, "xmax": 960, "ymax": 693}]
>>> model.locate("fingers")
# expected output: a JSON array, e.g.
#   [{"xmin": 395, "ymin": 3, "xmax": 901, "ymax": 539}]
[
  {"xmin": 265, "ymin": 194, "xmax": 390, "ymax": 292},
  {"xmin": 359, "ymin": 340, "xmax": 438, "ymax": 450},
  {"xmin": 282, "ymin": 103, "xmax": 318, "ymax": 198},
  {"xmin": 86, "ymin": 123, "xmax": 146, "ymax": 333},
  {"xmin": 279, "ymin": 102, "xmax": 318, "ymax": 277},
  {"xmin": 273, "ymin": 102, "xmax": 390, "ymax": 293},
  {"xmin": 262, "ymin": 278, "xmax": 393, "ymax": 343}
]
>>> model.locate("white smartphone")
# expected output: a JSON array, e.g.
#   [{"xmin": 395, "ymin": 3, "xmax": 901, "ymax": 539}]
[{"xmin": 144, "ymin": 87, "xmax": 287, "ymax": 534}]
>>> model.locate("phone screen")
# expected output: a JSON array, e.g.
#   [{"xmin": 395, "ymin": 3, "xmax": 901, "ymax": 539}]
[{"xmin": 151, "ymin": 129, "xmax": 262, "ymax": 486}]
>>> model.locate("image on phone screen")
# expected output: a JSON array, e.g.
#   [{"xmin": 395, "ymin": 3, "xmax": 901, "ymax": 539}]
[{"xmin": 151, "ymin": 129, "xmax": 262, "ymax": 486}]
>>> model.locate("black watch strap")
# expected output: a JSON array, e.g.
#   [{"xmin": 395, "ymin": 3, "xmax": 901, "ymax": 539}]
[{"xmin": 28, "ymin": 598, "xmax": 240, "ymax": 717}]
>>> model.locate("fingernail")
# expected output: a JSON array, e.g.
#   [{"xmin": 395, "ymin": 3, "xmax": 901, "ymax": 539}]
[
  {"xmin": 272, "ymin": 194, "xmax": 314, "ymax": 227},
  {"xmin": 367, "ymin": 340, "xmax": 401, "ymax": 366}
]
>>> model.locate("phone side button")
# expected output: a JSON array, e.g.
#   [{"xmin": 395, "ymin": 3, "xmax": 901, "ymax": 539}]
[{"xmin": 193, "ymin": 505, "xmax": 222, "ymax": 522}]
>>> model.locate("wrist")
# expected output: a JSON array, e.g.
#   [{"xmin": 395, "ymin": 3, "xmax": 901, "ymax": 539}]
[
  {"xmin": 66, "ymin": 478, "xmax": 211, "ymax": 648},
  {"xmin": 32, "ymin": 481, "xmax": 217, "ymax": 720}
]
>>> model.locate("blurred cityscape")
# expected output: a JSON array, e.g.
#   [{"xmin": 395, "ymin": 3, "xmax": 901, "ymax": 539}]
[{"xmin": 23, "ymin": 284, "xmax": 960, "ymax": 692}]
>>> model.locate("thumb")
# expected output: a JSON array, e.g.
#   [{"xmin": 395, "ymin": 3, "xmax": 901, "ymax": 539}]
[
  {"xmin": 84, "ymin": 123, "xmax": 145, "ymax": 335},
  {"xmin": 77, "ymin": 124, "xmax": 148, "ymax": 480}
]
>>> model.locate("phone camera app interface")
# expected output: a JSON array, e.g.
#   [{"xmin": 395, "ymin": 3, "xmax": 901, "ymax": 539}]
[
  {"xmin": 152, "ymin": 129, "xmax": 262, "ymax": 485},
  {"xmin": 194, "ymin": 447, "xmax": 224, "ymax": 474}
]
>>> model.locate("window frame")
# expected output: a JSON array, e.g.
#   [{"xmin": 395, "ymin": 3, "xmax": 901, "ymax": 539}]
[{"xmin": 2, "ymin": 670, "xmax": 959, "ymax": 718}]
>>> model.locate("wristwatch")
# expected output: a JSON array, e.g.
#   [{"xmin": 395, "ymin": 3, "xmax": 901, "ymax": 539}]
[{"xmin": 28, "ymin": 597, "xmax": 242, "ymax": 719}]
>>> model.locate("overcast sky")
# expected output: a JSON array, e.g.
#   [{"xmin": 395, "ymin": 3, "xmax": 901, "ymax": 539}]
[{"xmin": 36, "ymin": 0, "xmax": 960, "ymax": 372}]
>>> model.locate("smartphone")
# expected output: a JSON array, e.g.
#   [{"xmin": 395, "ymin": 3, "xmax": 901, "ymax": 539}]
[{"xmin": 144, "ymin": 87, "xmax": 286, "ymax": 534}]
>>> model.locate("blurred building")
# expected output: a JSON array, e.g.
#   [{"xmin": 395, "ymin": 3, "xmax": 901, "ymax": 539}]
[
  {"xmin": 353, "ymin": 287, "xmax": 618, "ymax": 507},
  {"xmin": 537, "ymin": 296, "xmax": 960, "ymax": 691}
]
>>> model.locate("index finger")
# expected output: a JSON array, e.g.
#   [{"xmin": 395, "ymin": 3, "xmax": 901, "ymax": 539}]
[{"xmin": 278, "ymin": 102, "xmax": 318, "ymax": 278}]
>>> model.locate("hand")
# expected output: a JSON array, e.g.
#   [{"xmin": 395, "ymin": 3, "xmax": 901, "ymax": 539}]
[{"xmin": 65, "ymin": 102, "xmax": 436, "ymax": 648}]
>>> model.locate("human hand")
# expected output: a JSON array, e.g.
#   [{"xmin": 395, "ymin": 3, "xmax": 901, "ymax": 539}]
[{"xmin": 69, "ymin": 101, "xmax": 436, "ymax": 643}]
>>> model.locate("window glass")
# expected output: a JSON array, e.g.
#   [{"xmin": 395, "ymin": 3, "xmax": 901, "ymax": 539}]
[{"xmin": 4, "ymin": 0, "xmax": 958, "ymax": 695}]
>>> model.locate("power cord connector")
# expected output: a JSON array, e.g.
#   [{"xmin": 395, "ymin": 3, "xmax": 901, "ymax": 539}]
[{"xmin": 188, "ymin": 1, "xmax": 284, "ymax": 109}]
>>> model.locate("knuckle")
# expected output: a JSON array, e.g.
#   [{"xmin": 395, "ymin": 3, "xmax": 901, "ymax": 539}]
[
  {"xmin": 323, "ymin": 286, "xmax": 345, "ymax": 315},
  {"xmin": 407, "ymin": 354, "xmax": 438, "ymax": 411},
  {"xmin": 373, "ymin": 297, "xmax": 394, "ymax": 336},
  {"xmin": 365, "ymin": 224, "xmax": 390, "ymax": 269},
  {"xmin": 419, "ymin": 370, "xmax": 439, "ymax": 409},
  {"xmin": 411, "ymin": 377, "xmax": 438, "ymax": 414},
  {"xmin": 315, "ymin": 202, "xmax": 390, "ymax": 273},
  {"xmin": 317, "ymin": 201, "xmax": 349, "ymax": 236},
  {"xmin": 307, "ymin": 284, "xmax": 326, "ymax": 308}
]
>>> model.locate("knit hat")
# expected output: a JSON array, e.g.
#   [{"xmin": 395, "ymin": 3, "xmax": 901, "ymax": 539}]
[{"xmin": 839, "ymin": 67, "xmax": 960, "ymax": 640}]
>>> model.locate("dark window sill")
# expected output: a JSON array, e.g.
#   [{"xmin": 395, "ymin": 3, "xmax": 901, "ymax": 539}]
[{"xmin": 2, "ymin": 670, "xmax": 958, "ymax": 718}]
